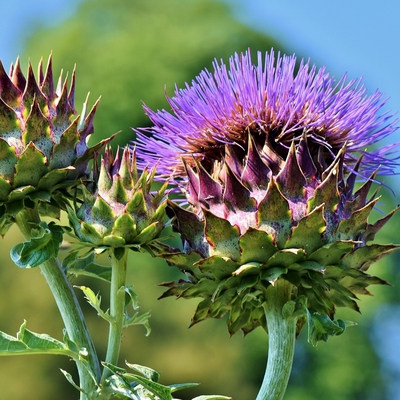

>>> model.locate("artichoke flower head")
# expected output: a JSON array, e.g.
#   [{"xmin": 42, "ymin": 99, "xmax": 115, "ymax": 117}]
[
  {"xmin": 68, "ymin": 146, "xmax": 168, "ymax": 250},
  {"xmin": 136, "ymin": 50, "xmax": 399, "ymax": 337},
  {"xmin": 0, "ymin": 56, "xmax": 112, "ymax": 235}
]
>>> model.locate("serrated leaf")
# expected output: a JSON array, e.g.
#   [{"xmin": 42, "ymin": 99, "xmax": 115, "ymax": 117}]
[
  {"xmin": 0, "ymin": 320, "xmax": 75, "ymax": 357},
  {"xmin": 76, "ymin": 286, "xmax": 113, "ymax": 323},
  {"xmin": 124, "ymin": 311, "xmax": 151, "ymax": 335},
  {"xmin": 122, "ymin": 373, "xmax": 172, "ymax": 400},
  {"xmin": 124, "ymin": 285, "xmax": 139, "ymax": 310},
  {"xmin": 125, "ymin": 362, "xmax": 160, "ymax": 382},
  {"xmin": 307, "ymin": 310, "xmax": 347, "ymax": 346},
  {"xmin": 63, "ymin": 251, "xmax": 111, "ymax": 282},
  {"xmin": 60, "ymin": 369, "xmax": 87, "ymax": 394},
  {"xmin": 10, "ymin": 221, "xmax": 63, "ymax": 268}
]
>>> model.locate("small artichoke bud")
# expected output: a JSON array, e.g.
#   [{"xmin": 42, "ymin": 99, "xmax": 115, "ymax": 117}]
[
  {"xmin": 68, "ymin": 146, "xmax": 168, "ymax": 249},
  {"xmin": 135, "ymin": 50, "xmax": 399, "ymax": 336},
  {"xmin": 0, "ymin": 55, "xmax": 113, "ymax": 235}
]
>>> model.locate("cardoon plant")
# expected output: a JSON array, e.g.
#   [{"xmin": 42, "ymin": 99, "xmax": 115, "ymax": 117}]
[{"xmin": 135, "ymin": 50, "xmax": 399, "ymax": 400}]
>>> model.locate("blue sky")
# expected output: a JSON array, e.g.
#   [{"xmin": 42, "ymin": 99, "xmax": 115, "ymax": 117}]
[
  {"xmin": 228, "ymin": 0, "xmax": 400, "ymax": 120},
  {"xmin": 2, "ymin": 0, "xmax": 399, "ymax": 137}
]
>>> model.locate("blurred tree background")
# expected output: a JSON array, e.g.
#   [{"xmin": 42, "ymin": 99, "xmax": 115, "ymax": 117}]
[{"xmin": 1, "ymin": 0, "xmax": 400, "ymax": 399}]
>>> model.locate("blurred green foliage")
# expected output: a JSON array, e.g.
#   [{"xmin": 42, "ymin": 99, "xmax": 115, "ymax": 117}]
[
  {"xmin": 0, "ymin": 0, "xmax": 399, "ymax": 399},
  {"xmin": 21, "ymin": 0, "xmax": 285, "ymax": 149}
]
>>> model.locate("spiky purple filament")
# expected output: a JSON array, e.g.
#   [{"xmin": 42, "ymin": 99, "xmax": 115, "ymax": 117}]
[{"xmin": 135, "ymin": 49, "xmax": 399, "ymax": 182}]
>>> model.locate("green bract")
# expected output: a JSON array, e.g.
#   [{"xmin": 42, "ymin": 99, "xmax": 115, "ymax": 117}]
[
  {"xmin": 0, "ymin": 55, "xmax": 112, "ymax": 235},
  {"xmin": 158, "ymin": 139, "xmax": 398, "ymax": 336},
  {"xmin": 68, "ymin": 147, "xmax": 168, "ymax": 249}
]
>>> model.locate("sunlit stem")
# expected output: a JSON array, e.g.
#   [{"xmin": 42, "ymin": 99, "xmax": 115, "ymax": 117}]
[
  {"xmin": 15, "ymin": 207, "xmax": 101, "ymax": 400},
  {"xmin": 256, "ymin": 279, "xmax": 296, "ymax": 400},
  {"xmin": 101, "ymin": 248, "xmax": 128, "ymax": 383}
]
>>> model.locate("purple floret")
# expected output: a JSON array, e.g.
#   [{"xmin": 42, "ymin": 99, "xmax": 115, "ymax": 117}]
[{"xmin": 134, "ymin": 49, "xmax": 399, "ymax": 181}]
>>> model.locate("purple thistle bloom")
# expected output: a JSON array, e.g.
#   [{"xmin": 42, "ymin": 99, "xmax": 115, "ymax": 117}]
[
  {"xmin": 132, "ymin": 49, "xmax": 400, "ymax": 340},
  {"xmin": 135, "ymin": 49, "xmax": 398, "ymax": 181}
]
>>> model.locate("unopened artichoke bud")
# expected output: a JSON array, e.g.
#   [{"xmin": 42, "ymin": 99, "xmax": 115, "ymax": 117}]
[
  {"xmin": 135, "ymin": 50, "xmax": 399, "ymax": 336},
  {"xmin": 0, "ymin": 55, "xmax": 113, "ymax": 234},
  {"xmin": 68, "ymin": 146, "xmax": 168, "ymax": 249}
]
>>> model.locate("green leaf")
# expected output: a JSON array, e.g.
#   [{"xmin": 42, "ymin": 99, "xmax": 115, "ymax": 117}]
[
  {"xmin": 124, "ymin": 285, "xmax": 139, "ymax": 310},
  {"xmin": 169, "ymin": 382, "xmax": 199, "ymax": 393},
  {"xmin": 10, "ymin": 221, "xmax": 63, "ymax": 268},
  {"xmin": 76, "ymin": 286, "xmax": 113, "ymax": 323},
  {"xmin": 125, "ymin": 362, "xmax": 161, "ymax": 382},
  {"xmin": 124, "ymin": 310, "xmax": 152, "ymax": 336},
  {"xmin": 0, "ymin": 320, "xmax": 75, "ymax": 358},
  {"xmin": 121, "ymin": 373, "xmax": 173, "ymax": 400},
  {"xmin": 63, "ymin": 251, "xmax": 112, "ymax": 282},
  {"xmin": 307, "ymin": 310, "xmax": 352, "ymax": 346},
  {"xmin": 60, "ymin": 369, "xmax": 87, "ymax": 394},
  {"xmin": 103, "ymin": 376, "xmax": 138, "ymax": 399},
  {"xmin": 123, "ymin": 286, "xmax": 151, "ymax": 334}
]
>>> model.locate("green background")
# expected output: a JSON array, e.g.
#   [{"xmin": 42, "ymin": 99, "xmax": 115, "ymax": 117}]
[{"xmin": 0, "ymin": 0, "xmax": 399, "ymax": 399}]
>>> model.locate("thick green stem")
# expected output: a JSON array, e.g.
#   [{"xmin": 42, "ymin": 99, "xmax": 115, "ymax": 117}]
[
  {"xmin": 256, "ymin": 280, "xmax": 296, "ymax": 400},
  {"xmin": 15, "ymin": 208, "xmax": 101, "ymax": 399},
  {"xmin": 101, "ymin": 248, "xmax": 128, "ymax": 383}
]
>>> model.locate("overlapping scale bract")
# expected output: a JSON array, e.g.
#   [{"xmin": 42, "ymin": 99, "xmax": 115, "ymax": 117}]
[
  {"xmin": 68, "ymin": 147, "xmax": 168, "ymax": 248},
  {"xmin": 159, "ymin": 137, "xmax": 398, "ymax": 336},
  {"xmin": 0, "ymin": 56, "xmax": 112, "ymax": 234}
]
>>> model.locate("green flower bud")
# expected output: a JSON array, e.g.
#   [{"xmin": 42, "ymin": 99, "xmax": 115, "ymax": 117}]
[
  {"xmin": 0, "ymin": 55, "xmax": 113, "ymax": 235},
  {"xmin": 68, "ymin": 147, "xmax": 168, "ymax": 249}
]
